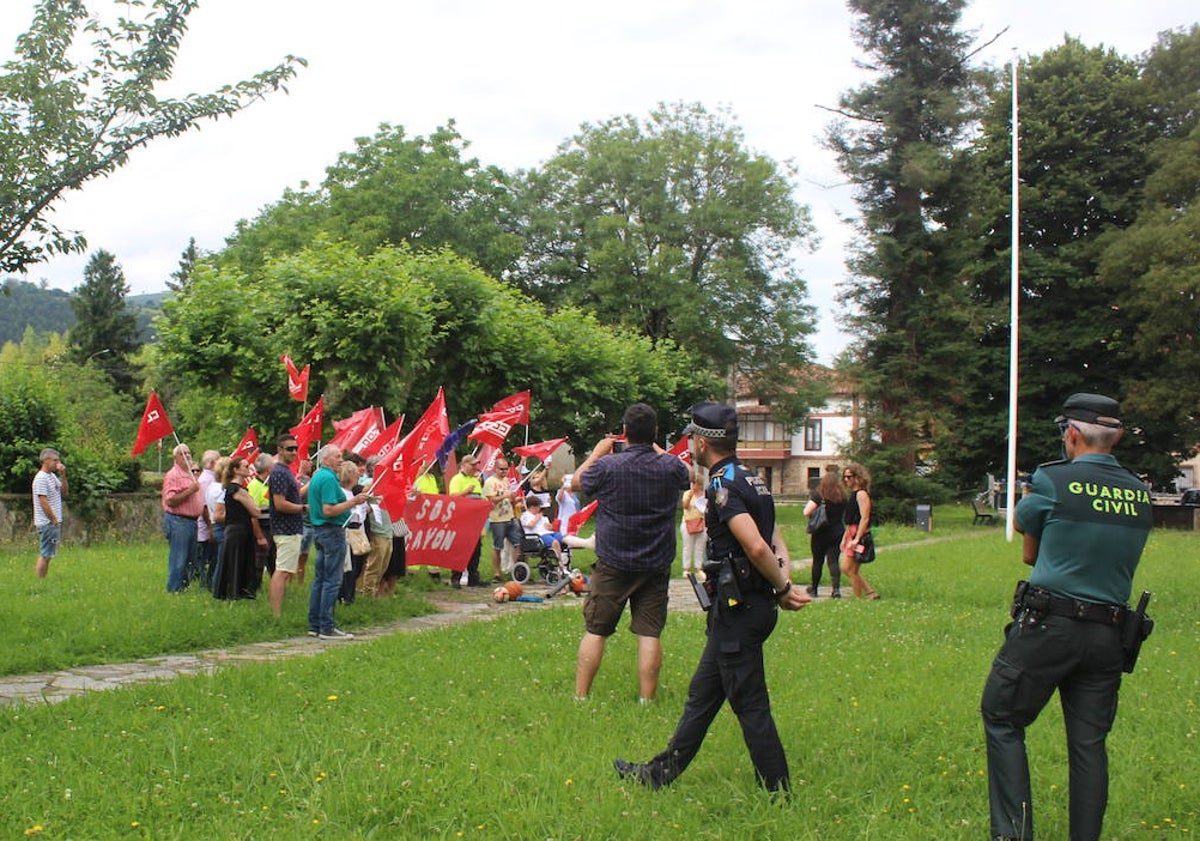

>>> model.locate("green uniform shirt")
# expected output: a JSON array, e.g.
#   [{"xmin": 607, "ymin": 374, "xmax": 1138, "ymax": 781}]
[
  {"xmin": 308, "ymin": 466, "xmax": 349, "ymax": 527},
  {"xmin": 1016, "ymin": 453, "xmax": 1153, "ymax": 605}
]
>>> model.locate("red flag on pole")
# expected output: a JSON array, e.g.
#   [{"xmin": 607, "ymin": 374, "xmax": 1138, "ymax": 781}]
[
  {"xmin": 289, "ymin": 395, "xmax": 325, "ymax": 467},
  {"xmin": 281, "ymin": 355, "xmax": 310, "ymax": 403},
  {"xmin": 329, "ymin": 407, "xmax": 386, "ymax": 454},
  {"xmin": 512, "ymin": 436, "xmax": 568, "ymax": 465},
  {"xmin": 476, "ymin": 443, "xmax": 500, "ymax": 476},
  {"xmin": 230, "ymin": 427, "xmax": 260, "ymax": 463},
  {"xmin": 405, "ymin": 388, "xmax": 450, "ymax": 469},
  {"xmin": 370, "ymin": 433, "xmax": 419, "ymax": 521},
  {"xmin": 468, "ymin": 405, "xmax": 523, "ymax": 449},
  {"xmin": 132, "ymin": 391, "xmax": 175, "ymax": 455},
  {"xmin": 359, "ymin": 414, "xmax": 404, "ymax": 460},
  {"xmin": 491, "ymin": 390, "xmax": 531, "ymax": 425}
]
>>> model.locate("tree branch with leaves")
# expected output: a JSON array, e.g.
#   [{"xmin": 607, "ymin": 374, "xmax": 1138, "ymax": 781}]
[{"xmin": 0, "ymin": 0, "xmax": 304, "ymax": 274}]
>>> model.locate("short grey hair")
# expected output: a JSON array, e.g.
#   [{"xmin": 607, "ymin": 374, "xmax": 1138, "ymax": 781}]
[
  {"xmin": 39, "ymin": 447, "xmax": 59, "ymax": 462},
  {"xmin": 315, "ymin": 444, "xmax": 341, "ymax": 465},
  {"xmin": 1071, "ymin": 420, "xmax": 1122, "ymax": 449},
  {"xmin": 255, "ymin": 453, "xmax": 275, "ymax": 473}
]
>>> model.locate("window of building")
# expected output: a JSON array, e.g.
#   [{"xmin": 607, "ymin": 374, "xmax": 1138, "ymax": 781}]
[{"xmin": 804, "ymin": 419, "xmax": 822, "ymax": 452}]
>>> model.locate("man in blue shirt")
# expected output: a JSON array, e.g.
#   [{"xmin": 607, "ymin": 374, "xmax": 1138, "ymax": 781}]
[
  {"xmin": 307, "ymin": 445, "xmax": 369, "ymax": 640},
  {"xmin": 574, "ymin": 403, "xmax": 690, "ymax": 702},
  {"xmin": 982, "ymin": 393, "xmax": 1153, "ymax": 841}
]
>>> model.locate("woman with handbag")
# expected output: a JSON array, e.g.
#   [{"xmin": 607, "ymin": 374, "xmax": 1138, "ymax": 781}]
[
  {"xmin": 804, "ymin": 467, "xmax": 846, "ymax": 598},
  {"xmin": 679, "ymin": 476, "xmax": 707, "ymax": 577},
  {"xmin": 840, "ymin": 462, "xmax": 880, "ymax": 600}
]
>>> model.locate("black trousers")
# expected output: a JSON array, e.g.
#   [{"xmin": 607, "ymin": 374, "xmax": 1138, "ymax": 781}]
[
  {"xmin": 643, "ymin": 592, "xmax": 788, "ymax": 791},
  {"xmin": 981, "ymin": 613, "xmax": 1124, "ymax": 841},
  {"xmin": 809, "ymin": 528, "xmax": 843, "ymax": 590}
]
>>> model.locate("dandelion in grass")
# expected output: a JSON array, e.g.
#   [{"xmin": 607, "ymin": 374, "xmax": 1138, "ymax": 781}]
[
  {"xmin": 326, "ymin": 694, "xmax": 338, "ymax": 702},
  {"xmin": 23, "ymin": 826, "xmax": 43, "ymax": 836},
  {"xmin": 130, "ymin": 822, "xmax": 139, "ymax": 828}
]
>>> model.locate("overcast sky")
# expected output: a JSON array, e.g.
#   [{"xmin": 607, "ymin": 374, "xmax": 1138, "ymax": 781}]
[{"xmin": 2, "ymin": 0, "xmax": 1195, "ymax": 362}]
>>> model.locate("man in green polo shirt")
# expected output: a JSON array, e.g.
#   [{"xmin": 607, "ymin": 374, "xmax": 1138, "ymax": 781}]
[
  {"xmin": 981, "ymin": 393, "xmax": 1153, "ymax": 841},
  {"xmin": 307, "ymin": 445, "xmax": 369, "ymax": 640}
]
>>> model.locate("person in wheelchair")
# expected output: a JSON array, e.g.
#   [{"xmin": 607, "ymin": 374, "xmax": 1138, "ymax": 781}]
[{"xmin": 520, "ymin": 495, "xmax": 565, "ymax": 563}]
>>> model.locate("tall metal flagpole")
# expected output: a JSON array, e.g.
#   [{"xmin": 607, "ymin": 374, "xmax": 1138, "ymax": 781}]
[{"xmin": 1005, "ymin": 50, "xmax": 1021, "ymax": 541}]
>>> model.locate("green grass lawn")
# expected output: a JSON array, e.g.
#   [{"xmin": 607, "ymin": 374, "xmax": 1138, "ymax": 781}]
[
  {"xmin": 1, "ymin": 524, "xmax": 1194, "ymax": 839},
  {"xmin": 1, "ymin": 540, "xmax": 438, "ymax": 676}
]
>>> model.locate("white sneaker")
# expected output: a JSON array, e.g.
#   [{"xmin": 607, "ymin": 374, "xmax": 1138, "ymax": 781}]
[{"xmin": 318, "ymin": 628, "xmax": 355, "ymax": 640}]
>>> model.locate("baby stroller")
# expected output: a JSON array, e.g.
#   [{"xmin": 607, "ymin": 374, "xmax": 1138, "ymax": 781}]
[{"xmin": 511, "ymin": 532, "xmax": 572, "ymax": 585}]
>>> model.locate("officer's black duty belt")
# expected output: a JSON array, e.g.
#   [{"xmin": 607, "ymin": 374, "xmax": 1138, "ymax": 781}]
[{"xmin": 1020, "ymin": 586, "xmax": 1126, "ymax": 626}]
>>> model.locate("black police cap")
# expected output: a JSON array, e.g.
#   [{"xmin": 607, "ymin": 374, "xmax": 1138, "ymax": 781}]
[
  {"xmin": 683, "ymin": 402, "xmax": 738, "ymax": 439},
  {"xmin": 1056, "ymin": 393, "xmax": 1122, "ymax": 428}
]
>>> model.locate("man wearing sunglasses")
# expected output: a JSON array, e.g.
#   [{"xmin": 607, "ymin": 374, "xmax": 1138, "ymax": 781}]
[
  {"xmin": 267, "ymin": 434, "xmax": 308, "ymax": 617},
  {"xmin": 981, "ymin": 393, "xmax": 1153, "ymax": 841}
]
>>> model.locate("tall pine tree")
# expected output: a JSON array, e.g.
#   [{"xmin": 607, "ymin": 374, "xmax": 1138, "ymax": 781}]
[
  {"xmin": 69, "ymin": 250, "xmax": 140, "ymax": 394},
  {"xmin": 825, "ymin": 0, "xmax": 986, "ymax": 511}
]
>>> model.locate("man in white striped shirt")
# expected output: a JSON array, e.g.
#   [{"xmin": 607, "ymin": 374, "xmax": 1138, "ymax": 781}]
[{"xmin": 32, "ymin": 447, "xmax": 67, "ymax": 578}]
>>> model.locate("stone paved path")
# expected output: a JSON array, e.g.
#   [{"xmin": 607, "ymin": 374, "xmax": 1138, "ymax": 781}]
[{"xmin": 0, "ymin": 532, "xmax": 988, "ymax": 707}]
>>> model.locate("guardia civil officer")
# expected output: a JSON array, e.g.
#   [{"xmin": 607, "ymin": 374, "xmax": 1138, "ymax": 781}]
[
  {"xmin": 614, "ymin": 402, "xmax": 809, "ymax": 793},
  {"xmin": 981, "ymin": 393, "xmax": 1154, "ymax": 841}
]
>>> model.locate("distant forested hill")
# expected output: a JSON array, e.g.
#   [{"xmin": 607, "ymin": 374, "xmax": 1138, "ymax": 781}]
[{"xmin": 0, "ymin": 279, "xmax": 166, "ymax": 344}]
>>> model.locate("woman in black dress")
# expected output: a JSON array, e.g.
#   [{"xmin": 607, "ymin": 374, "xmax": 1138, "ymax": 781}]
[
  {"xmin": 212, "ymin": 457, "xmax": 268, "ymax": 600},
  {"xmin": 840, "ymin": 462, "xmax": 879, "ymax": 600}
]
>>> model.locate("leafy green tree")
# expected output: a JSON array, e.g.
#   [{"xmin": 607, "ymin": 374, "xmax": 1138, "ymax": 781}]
[
  {"xmin": 951, "ymin": 39, "xmax": 1160, "ymax": 480},
  {"xmin": 220, "ymin": 122, "xmax": 523, "ymax": 280},
  {"xmin": 825, "ymin": 0, "xmax": 986, "ymax": 501},
  {"xmin": 155, "ymin": 242, "xmax": 698, "ymax": 445},
  {"xmin": 68, "ymin": 249, "xmax": 140, "ymax": 392},
  {"xmin": 0, "ymin": 330, "xmax": 138, "ymax": 513},
  {"xmin": 1096, "ymin": 26, "xmax": 1200, "ymax": 482},
  {"xmin": 517, "ymin": 102, "xmax": 820, "ymax": 427},
  {"xmin": 0, "ymin": 0, "xmax": 303, "ymax": 274}
]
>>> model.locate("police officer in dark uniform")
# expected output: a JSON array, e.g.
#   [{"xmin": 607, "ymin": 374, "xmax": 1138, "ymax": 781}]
[
  {"xmin": 981, "ymin": 393, "xmax": 1154, "ymax": 841},
  {"xmin": 613, "ymin": 402, "xmax": 809, "ymax": 793}
]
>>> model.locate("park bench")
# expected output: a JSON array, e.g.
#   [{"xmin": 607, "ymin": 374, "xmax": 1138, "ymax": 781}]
[{"xmin": 972, "ymin": 496, "xmax": 997, "ymax": 525}]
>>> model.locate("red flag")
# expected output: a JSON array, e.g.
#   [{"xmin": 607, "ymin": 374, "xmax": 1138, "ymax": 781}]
[
  {"xmin": 281, "ymin": 355, "xmax": 310, "ymax": 403},
  {"xmin": 289, "ymin": 395, "xmax": 325, "ymax": 467},
  {"xmin": 567, "ymin": 500, "xmax": 599, "ymax": 535},
  {"xmin": 359, "ymin": 414, "xmax": 404, "ymax": 460},
  {"xmin": 329, "ymin": 406, "xmax": 386, "ymax": 454},
  {"xmin": 132, "ymin": 390, "xmax": 175, "ymax": 455},
  {"xmin": 230, "ymin": 427, "xmax": 260, "ymax": 463},
  {"xmin": 491, "ymin": 390, "xmax": 531, "ymax": 425},
  {"xmin": 476, "ymin": 443, "xmax": 500, "ymax": 476},
  {"xmin": 468, "ymin": 405, "xmax": 523, "ymax": 449},
  {"xmin": 667, "ymin": 434, "xmax": 693, "ymax": 466},
  {"xmin": 370, "ymin": 432, "xmax": 420, "ymax": 520},
  {"xmin": 513, "ymin": 436, "xmax": 568, "ymax": 464},
  {"xmin": 402, "ymin": 494, "xmax": 492, "ymax": 572},
  {"xmin": 405, "ymin": 388, "xmax": 450, "ymax": 469}
]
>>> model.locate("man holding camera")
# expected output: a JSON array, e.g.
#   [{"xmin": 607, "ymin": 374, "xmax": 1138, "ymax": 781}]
[
  {"xmin": 981, "ymin": 393, "xmax": 1153, "ymax": 841},
  {"xmin": 613, "ymin": 402, "xmax": 808, "ymax": 793},
  {"xmin": 573, "ymin": 403, "xmax": 690, "ymax": 703}
]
